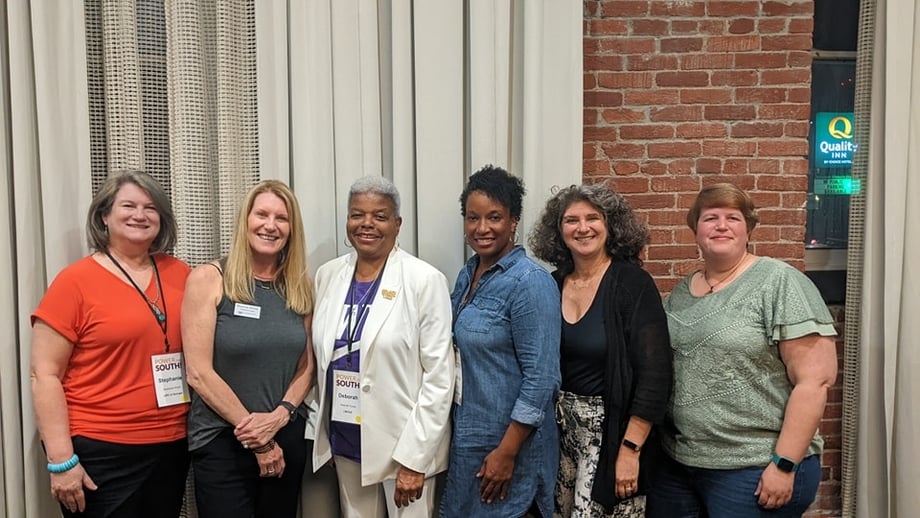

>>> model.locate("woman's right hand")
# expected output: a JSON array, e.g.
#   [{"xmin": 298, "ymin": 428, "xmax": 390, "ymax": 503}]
[
  {"xmin": 476, "ymin": 420, "xmax": 533, "ymax": 504},
  {"xmin": 51, "ymin": 464, "xmax": 97, "ymax": 513},
  {"xmin": 234, "ymin": 410, "xmax": 287, "ymax": 448},
  {"xmin": 476, "ymin": 447, "xmax": 515, "ymax": 504}
]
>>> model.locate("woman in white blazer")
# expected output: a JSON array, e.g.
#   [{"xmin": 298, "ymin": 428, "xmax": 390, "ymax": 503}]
[{"xmin": 312, "ymin": 175, "xmax": 454, "ymax": 518}]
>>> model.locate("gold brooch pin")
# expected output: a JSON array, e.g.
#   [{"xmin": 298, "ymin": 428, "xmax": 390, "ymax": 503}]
[{"xmin": 381, "ymin": 289, "xmax": 396, "ymax": 300}]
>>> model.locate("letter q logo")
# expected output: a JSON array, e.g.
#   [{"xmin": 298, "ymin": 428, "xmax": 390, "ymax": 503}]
[{"xmin": 828, "ymin": 116, "xmax": 852, "ymax": 140}]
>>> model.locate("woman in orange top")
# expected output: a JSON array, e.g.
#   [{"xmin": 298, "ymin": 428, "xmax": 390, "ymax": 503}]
[{"xmin": 30, "ymin": 171, "xmax": 191, "ymax": 517}]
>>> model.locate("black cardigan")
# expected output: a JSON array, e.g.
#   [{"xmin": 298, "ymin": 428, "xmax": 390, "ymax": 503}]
[{"xmin": 554, "ymin": 261, "xmax": 672, "ymax": 512}]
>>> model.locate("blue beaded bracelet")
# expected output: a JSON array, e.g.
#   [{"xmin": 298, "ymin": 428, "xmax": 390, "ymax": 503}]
[{"xmin": 47, "ymin": 454, "xmax": 79, "ymax": 473}]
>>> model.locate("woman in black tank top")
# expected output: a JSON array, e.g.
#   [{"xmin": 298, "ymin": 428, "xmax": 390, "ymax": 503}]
[{"xmin": 530, "ymin": 184, "xmax": 672, "ymax": 517}]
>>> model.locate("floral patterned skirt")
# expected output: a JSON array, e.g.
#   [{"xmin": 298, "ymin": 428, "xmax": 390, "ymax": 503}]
[{"xmin": 554, "ymin": 391, "xmax": 645, "ymax": 518}]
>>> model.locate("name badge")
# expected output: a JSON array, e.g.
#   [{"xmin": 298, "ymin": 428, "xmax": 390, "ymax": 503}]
[
  {"xmin": 151, "ymin": 352, "xmax": 191, "ymax": 407},
  {"xmin": 234, "ymin": 303, "xmax": 261, "ymax": 319},
  {"xmin": 453, "ymin": 346, "xmax": 463, "ymax": 406},
  {"xmin": 331, "ymin": 370, "xmax": 361, "ymax": 424}
]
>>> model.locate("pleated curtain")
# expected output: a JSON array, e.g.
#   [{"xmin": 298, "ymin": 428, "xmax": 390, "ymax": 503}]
[
  {"xmin": 166, "ymin": 0, "xmax": 259, "ymax": 266},
  {"xmin": 0, "ymin": 0, "xmax": 581, "ymax": 515},
  {"xmin": 848, "ymin": 0, "xmax": 920, "ymax": 516},
  {"xmin": 280, "ymin": 0, "xmax": 583, "ymax": 277},
  {"xmin": 2, "ymin": 1, "xmax": 93, "ymax": 516}
]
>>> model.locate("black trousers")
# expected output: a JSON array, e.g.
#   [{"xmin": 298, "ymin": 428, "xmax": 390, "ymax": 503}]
[
  {"xmin": 191, "ymin": 417, "xmax": 307, "ymax": 518},
  {"xmin": 61, "ymin": 436, "xmax": 189, "ymax": 518}
]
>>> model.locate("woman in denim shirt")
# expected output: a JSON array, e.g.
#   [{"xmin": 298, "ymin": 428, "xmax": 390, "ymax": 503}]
[{"xmin": 440, "ymin": 165, "xmax": 561, "ymax": 518}]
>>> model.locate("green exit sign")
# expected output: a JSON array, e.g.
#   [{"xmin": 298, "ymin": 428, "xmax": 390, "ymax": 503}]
[{"xmin": 815, "ymin": 176, "xmax": 861, "ymax": 195}]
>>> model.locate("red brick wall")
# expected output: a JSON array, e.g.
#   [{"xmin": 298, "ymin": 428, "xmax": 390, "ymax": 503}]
[
  {"xmin": 583, "ymin": 1, "xmax": 841, "ymax": 516},
  {"xmin": 583, "ymin": 0, "xmax": 813, "ymax": 292},
  {"xmin": 812, "ymin": 303, "xmax": 844, "ymax": 517}
]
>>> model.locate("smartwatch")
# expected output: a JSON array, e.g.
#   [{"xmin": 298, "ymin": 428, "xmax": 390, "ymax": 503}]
[
  {"xmin": 771, "ymin": 453, "xmax": 799, "ymax": 473},
  {"xmin": 278, "ymin": 400, "xmax": 297, "ymax": 420}
]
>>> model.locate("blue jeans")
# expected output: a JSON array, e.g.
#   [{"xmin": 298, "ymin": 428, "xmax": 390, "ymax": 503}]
[{"xmin": 646, "ymin": 453, "xmax": 820, "ymax": 518}]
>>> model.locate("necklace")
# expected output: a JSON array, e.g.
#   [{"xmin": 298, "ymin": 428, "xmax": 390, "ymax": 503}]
[
  {"xmin": 568, "ymin": 258, "xmax": 611, "ymax": 289},
  {"xmin": 702, "ymin": 252, "xmax": 748, "ymax": 294},
  {"xmin": 253, "ymin": 270, "xmax": 276, "ymax": 289},
  {"xmin": 569, "ymin": 274, "xmax": 601, "ymax": 290}
]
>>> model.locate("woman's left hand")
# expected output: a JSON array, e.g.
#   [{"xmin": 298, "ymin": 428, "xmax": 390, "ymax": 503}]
[
  {"xmin": 476, "ymin": 447, "xmax": 515, "ymax": 504},
  {"xmin": 755, "ymin": 463, "xmax": 794, "ymax": 509},
  {"xmin": 234, "ymin": 410, "xmax": 286, "ymax": 448},
  {"xmin": 255, "ymin": 442, "xmax": 286, "ymax": 478},
  {"xmin": 614, "ymin": 448, "xmax": 640, "ymax": 499}
]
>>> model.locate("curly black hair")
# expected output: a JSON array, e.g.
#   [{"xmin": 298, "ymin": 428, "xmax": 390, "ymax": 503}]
[
  {"xmin": 459, "ymin": 165, "xmax": 525, "ymax": 219},
  {"xmin": 529, "ymin": 184, "xmax": 649, "ymax": 274}
]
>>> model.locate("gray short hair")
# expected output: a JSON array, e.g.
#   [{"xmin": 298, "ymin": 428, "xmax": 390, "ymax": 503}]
[{"xmin": 348, "ymin": 175, "xmax": 401, "ymax": 217}]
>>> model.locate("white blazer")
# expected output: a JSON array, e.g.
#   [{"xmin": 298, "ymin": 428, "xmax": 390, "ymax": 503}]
[{"xmin": 311, "ymin": 247, "xmax": 454, "ymax": 485}]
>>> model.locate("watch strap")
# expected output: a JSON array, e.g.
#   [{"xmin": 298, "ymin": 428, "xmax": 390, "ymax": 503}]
[
  {"xmin": 771, "ymin": 453, "xmax": 799, "ymax": 473},
  {"xmin": 278, "ymin": 400, "xmax": 297, "ymax": 419},
  {"xmin": 622, "ymin": 438, "xmax": 642, "ymax": 452}
]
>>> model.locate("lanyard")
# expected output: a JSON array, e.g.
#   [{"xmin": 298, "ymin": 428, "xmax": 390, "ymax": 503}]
[
  {"xmin": 105, "ymin": 251, "xmax": 171, "ymax": 352},
  {"xmin": 345, "ymin": 259, "xmax": 387, "ymax": 368}
]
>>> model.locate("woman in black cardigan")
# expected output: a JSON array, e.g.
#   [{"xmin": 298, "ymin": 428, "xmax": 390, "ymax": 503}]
[{"xmin": 530, "ymin": 184, "xmax": 672, "ymax": 517}]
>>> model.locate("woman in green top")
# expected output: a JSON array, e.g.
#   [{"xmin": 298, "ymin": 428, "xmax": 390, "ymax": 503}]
[{"xmin": 647, "ymin": 183, "xmax": 837, "ymax": 518}]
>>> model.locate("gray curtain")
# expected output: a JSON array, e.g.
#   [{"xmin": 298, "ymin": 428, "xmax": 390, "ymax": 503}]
[
  {"xmin": 0, "ymin": 1, "xmax": 582, "ymax": 516},
  {"xmin": 0, "ymin": 1, "xmax": 93, "ymax": 516},
  {"xmin": 851, "ymin": 0, "xmax": 920, "ymax": 516}
]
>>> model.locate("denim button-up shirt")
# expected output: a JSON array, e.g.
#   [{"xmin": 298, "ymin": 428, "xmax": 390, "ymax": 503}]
[{"xmin": 441, "ymin": 246, "xmax": 561, "ymax": 518}]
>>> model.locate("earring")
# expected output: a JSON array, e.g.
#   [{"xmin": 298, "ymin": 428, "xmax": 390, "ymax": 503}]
[{"xmin": 344, "ymin": 238, "xmax": 353, "ymax": 248}]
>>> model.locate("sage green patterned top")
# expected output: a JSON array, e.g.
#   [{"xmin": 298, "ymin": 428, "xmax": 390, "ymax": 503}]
[{"xmin": 662, "ymin": 257, "xmax": 836, "ymax": 469}]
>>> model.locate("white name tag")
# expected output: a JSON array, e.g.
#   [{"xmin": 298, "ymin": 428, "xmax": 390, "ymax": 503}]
[
  {"xmin": 151, "ymin": 352, "xmax": 190, "ymax": 407},
  {"xmin": 331, "ymin": 370, "xmax": 361, "ymax": 424},
  {"xmin": 234, "ymin": 303, "xmax": 261, "ymax": 319},
  {"xmin": 453, "ymin": 346, "xmax": 463, "ymax": 406}
]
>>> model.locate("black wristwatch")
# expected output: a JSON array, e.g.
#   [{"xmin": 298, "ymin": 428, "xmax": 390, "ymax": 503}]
[
  {"xmin": 771, "ymin": 453, "xmax": 799, "ymax": 473},
  {"xmin": 621, "ymin": 438, "xmax": 643, "ymax": 452},
  {"xmin": 278, "ymin": 400, "xmax": 297, "ymax": 420}
]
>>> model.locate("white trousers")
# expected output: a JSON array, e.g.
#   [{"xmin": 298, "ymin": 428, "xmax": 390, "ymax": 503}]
[{"xmin": 334, "ymin": 456, "xmax": 437, "ymax": 518}]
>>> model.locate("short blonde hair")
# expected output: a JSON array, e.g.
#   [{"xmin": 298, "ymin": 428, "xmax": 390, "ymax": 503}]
[{"xmin": 224, "ymin": 180, "xmax": 313, "ymax": 315}]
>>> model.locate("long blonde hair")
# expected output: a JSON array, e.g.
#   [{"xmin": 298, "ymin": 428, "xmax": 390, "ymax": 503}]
[{"xmin": 223, "ymin": 180, "xmax": 313, "ymax": 315}]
